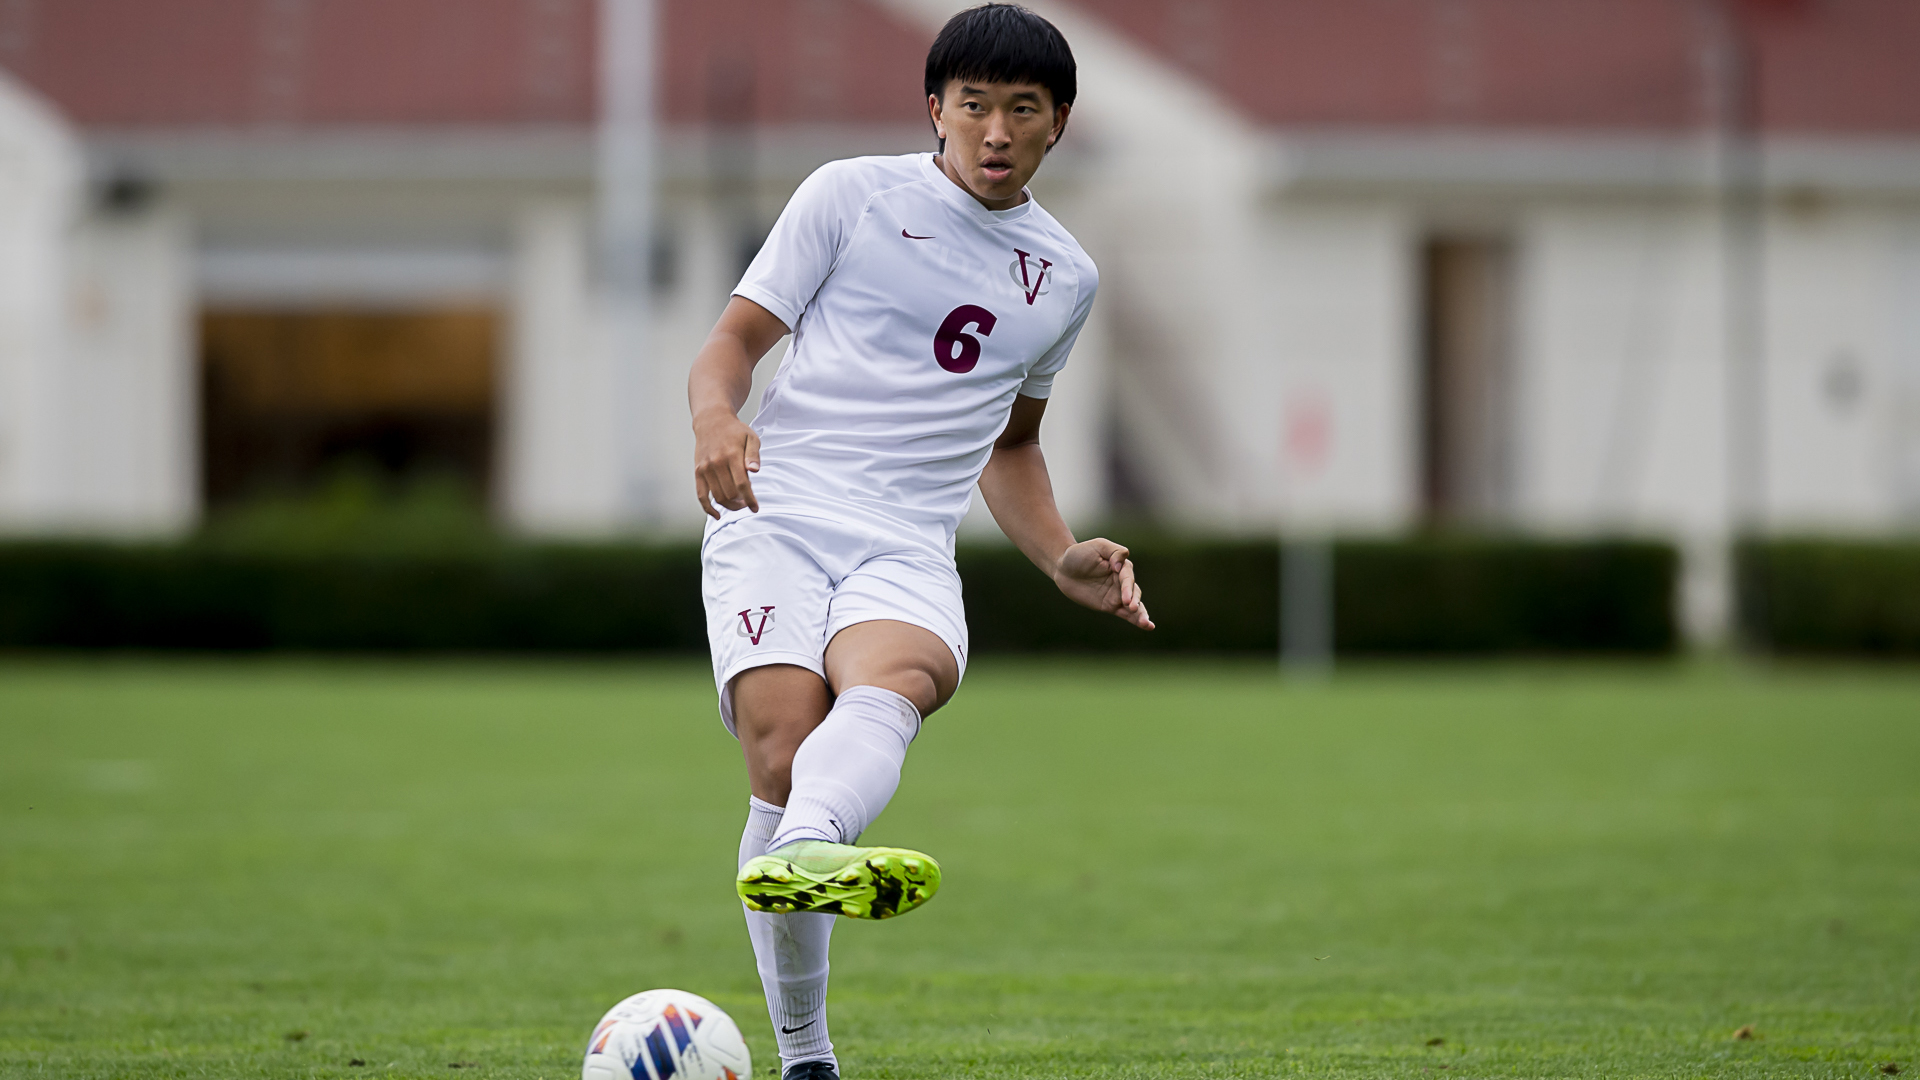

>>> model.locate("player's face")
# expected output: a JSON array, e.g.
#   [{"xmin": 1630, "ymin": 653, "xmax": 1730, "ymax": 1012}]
[{"xmin": 928, "ymin": 80, "xmax": 1069, "ymax": 210}]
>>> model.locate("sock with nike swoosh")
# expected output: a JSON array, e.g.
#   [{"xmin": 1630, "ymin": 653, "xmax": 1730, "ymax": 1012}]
[{"xmin": 740, "ymin": 796, "xmax": 836, "ymax": 1073}]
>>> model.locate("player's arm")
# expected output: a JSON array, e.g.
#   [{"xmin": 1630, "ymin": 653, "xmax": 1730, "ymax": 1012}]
[
  {"xmin": 979, "ymin": 395, "xmax": 1153, "ymax": 630},
  {"xmin": 688, "ymin": 296, "xmax": 791, "ymax": 519}
]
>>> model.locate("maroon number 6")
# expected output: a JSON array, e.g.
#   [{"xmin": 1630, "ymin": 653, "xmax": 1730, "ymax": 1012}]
[{"xmin": 933, "ymin": 304, "xmax": 998, "ymax": 373}]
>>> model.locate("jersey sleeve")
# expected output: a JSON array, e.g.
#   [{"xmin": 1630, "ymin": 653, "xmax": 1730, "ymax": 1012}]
[
  {"xmin": 732, "ymin": 161, "xmax": 867, "ymax": 331},
  {"xmin": 1017, "ymin": 255, "xmax": 1098, "ymax": 399}
]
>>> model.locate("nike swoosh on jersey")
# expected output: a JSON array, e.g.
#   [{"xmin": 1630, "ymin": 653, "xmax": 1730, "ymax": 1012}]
[
  {"xmin": 901, "ymin": 229, "xmax": 936, "ymax": 239},
  {"xmin": 780, "ymin": 1020, "xmax": 817, "ymax": 1034}
]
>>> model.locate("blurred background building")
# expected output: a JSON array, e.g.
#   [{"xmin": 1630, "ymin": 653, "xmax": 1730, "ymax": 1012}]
[{"xmin": 1, "ymin": 0, "xmax": 1918, "ymax": 640}]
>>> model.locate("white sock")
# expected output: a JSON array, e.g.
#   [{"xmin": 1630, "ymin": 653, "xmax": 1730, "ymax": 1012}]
[
  {"xmin": 769, "ymin": 685, "xmax": 922, "ymax": 850},
  {"xmin": 740, "ymin": 796, "xmax": 836, "ymax": 1073}
]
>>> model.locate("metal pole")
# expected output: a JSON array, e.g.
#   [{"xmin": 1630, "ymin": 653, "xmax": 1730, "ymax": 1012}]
[
  {"xmin": 1708, "ymin": 0, "xmax": 1768, "ymax": 649},
  {"xmin": 1281, "ymin": 534, "xmax": 1334, "ymax": 677},
  {"xmin": 599, "ymin": 0, "xmax": 657, "ymax": 528}
]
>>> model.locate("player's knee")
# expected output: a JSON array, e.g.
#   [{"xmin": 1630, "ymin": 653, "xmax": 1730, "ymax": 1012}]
[
  {"xmin": 740, "ymin": 715, "xmax": 809, "ymax": 803},
  {"xmin": 750, "ymin": 750, "xmax": 794, "ymax": 804},
  {"xmin": 847, "ymin": 665, "xmax": 948, "ymax": 719},
  {"xmin": 731, "ymin": 665, "xmax": 831, "ymax": 802}
]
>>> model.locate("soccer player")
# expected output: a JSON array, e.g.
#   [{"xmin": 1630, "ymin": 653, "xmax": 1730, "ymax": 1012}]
[{"xmin": 686, "ymin": 6, "xmax": 1151, "ymax": 1078}]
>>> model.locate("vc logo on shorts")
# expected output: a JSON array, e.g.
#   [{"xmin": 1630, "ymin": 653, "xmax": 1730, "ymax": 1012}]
[{"xmin": 735, "ymin": 605, "xmax": 776, "ymax": 645}]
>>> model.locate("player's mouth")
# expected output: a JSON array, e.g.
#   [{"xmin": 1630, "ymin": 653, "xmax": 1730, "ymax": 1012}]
[{"xmin": 978, "ymin": 155, "xmax": 1014, "ymax": 182}]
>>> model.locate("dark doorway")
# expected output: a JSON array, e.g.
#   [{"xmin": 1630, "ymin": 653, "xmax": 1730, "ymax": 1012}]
[
  {"xmin": 1420, "ymin": 238, "xmax": 1515, "ymax": 524},
  {"xmin": 200, "ymin": 309, "xmax": 498, "ymax": 507}
]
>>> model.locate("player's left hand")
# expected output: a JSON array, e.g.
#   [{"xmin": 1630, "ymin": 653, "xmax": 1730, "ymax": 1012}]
[{"xmin": 1053, "ymin": 538, "xmax": 1154, "ymax": 630}]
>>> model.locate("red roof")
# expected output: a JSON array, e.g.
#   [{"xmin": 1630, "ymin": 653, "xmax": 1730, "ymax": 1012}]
[
  {"xmin": 1748, "ymin": 0, "xmax": 1920, "ymax": 132},
  {"xmin": 1, "ymin": 0, "xmax": 594, "ymax": 126},
  {"xmin": 0, "ymin": 0, "xmax": 927, "ymax": 128},
  {"xmin": 2, "ymin": 0, "xmax": 1915, "ymax": 134},
  {"xmin": 1079, "ymin": 0, "xmax": 1920, "ymax": 134}
]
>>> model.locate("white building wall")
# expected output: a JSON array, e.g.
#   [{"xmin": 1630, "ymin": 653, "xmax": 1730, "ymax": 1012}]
[
  {"xmin": 0, "ymin": 78, "xmax": 191, "ymax": 536},
  {"xmin": 0, "ymin": 72, "xmax": 81, "ymax": 532},
  {"xmin": 1518, "ymin": 196, "xmax": 1920, "ymax": 534},
  {"xmin": 58, "ymin": 209, "xmax": 197, "ymax": 533},
  {"xmin": 1764, "ymin": 201, "xmax": 1906, "ymax": 531},
  {"xmin": 1892, "ymin": 220, "xmax": 1920, "ymax": 521},
  {"xmin": 1519, "ymin": 199, "xmax": 1730, "ymax": 539},
  {"xmin": 1264, "ymin": 197, "xmax": 1416, "ymax": 532},
  {"xmin": 502, "ymin": 200, "xmax": 619, "ymax": 533}
]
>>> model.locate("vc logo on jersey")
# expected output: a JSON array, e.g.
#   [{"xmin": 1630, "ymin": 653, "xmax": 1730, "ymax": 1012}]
[
  {"xmin": 1008, "ymin": 248, "xmax": 1053, "ymax": 305},
  {"xmin": 735, "ymin": 606, "xmax": 776, "ymax": 644}
]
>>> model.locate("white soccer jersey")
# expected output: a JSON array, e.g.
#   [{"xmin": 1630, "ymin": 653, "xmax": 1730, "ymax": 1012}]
[{"xmin": 729, "ymin": 152, "xmax": 1098, "ymax": 553}]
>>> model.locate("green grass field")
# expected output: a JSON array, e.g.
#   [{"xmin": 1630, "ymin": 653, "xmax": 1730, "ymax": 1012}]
[{"xmin": 2, "ymin": 658, "xmax": 1916, "ymax": 1079}]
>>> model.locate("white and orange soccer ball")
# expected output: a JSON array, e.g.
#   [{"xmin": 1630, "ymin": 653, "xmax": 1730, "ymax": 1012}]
[{"xmin": 581, "ymin": 989, "xmax": 751, "ymax": 1080}]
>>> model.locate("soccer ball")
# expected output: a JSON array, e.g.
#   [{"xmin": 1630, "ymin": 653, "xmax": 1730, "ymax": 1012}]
[{"xmin": 582, "ymin": 989, "xmax": 751, "ymax": 1080}]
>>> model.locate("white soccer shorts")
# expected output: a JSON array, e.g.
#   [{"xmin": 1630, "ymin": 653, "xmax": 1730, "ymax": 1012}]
[{"xmin": 701, "ymin": 511, "xmax": 969, "ymax": 734}]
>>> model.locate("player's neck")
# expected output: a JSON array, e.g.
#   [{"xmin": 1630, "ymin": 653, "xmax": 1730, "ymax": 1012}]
[{"xmin": 933, "ymin": 153, "xmax": 1029, "ymax": 212}]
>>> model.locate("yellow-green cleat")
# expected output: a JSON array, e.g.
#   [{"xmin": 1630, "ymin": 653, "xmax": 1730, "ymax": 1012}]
[{"xmin": 737, "ymin": 839, "xmax": 941, "ymax": 920}]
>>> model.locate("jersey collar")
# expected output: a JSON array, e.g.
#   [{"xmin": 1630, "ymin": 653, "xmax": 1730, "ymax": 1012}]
[{"xmin": 919, "ymin": 152, "xmax": 1034, "ymax": 227}]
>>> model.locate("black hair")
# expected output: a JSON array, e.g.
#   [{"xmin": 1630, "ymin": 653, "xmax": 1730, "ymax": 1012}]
[{"xmin": 924, "ymin": 4, "xmax": 1076, "ymax": 148}]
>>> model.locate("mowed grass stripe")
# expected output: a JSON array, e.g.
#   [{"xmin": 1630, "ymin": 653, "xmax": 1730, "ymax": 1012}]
[{"xmin": 1, "ymin": 658, "xmax": 1915, "ymax": 1078}]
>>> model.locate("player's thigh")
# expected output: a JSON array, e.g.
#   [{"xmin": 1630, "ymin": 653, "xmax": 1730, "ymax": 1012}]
[
  {"xmin": 823, "ymin": 619, "xmax": 960, "ymax": 717},
  {"xmin": 822, "ymin": 549, "xmax": 967, "ymax": 716},
  {"xmin": 729, "ymin": 663, "xmax": 832, "ymax": 805},
  {"xmin": 702, "ymin": 517, "xmax": 837, "ymax": 736}
]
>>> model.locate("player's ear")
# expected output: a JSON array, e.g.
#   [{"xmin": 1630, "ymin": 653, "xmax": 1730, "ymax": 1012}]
[
  {"xmin": 1046, "ymin": 102, "xmax": 1070, "ymax": 151},
  {"xmin": 928, "ymin": 93, "xmax": 946, "ymax": 143}
]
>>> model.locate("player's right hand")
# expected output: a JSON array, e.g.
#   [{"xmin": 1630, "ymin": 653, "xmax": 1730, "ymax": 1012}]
[
  {"xmin": 693, "ymin": 409, "xmax": 762, "ymax": 519},
  {"xmin": 1054, "ymin": 537, "xmax": 1154, "ymax": 631}
]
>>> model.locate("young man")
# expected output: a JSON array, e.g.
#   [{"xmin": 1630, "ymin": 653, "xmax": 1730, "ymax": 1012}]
[{"xmin": 686, "ymin": 6, "xmax": 1151, "ymax": 1078}]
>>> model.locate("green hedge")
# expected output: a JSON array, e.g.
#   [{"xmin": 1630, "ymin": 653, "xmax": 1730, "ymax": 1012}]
[
  {"xmin": 1333, "ymin": 538, "xmax": 1675, "ymax": 654},
  {"xmin": 0, "ymin": 536, "xmax": 1675, "ymax": 654},
  {"xmin": 0, "ymin": 543, "xmax": 703, "ymax": 651},
  {"xmin": 1739, "ymin": 539, "xmax": 1920, "ymax": 654},
  {"xmin": 963, "ymin": 536, "xmax": 1676, "ymax": 655}
]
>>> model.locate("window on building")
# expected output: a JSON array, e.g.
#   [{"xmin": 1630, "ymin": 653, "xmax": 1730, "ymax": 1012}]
[
  {"xmin": 199, "ymin": 309, "xmax": 498, "ymax": 508},
  {"xmin": 1419, "ymin": 237, "xmax": 1515, "ymax": 525}
]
